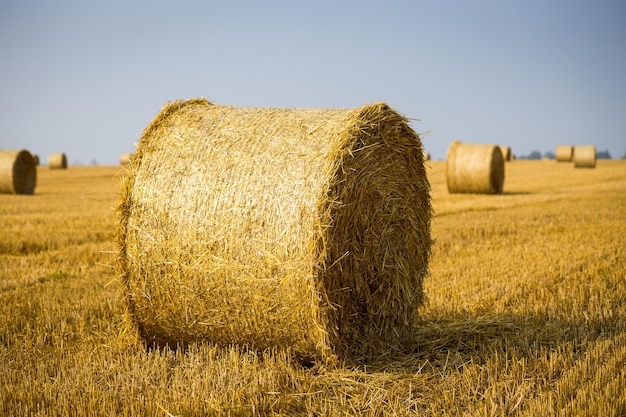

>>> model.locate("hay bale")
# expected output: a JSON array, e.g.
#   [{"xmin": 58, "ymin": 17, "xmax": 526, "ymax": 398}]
[
  {"xmin": 446, "ymin": 141, "xmax": 505, "ymax": 194},
  {"xmin": 33, "ymin": 154, "xmax": 40, "ymax": 166},
  {"xmin": 499, "ymin": 145, "xmax": 511, "ymax": 161},
  {"xmin": 573, "ymin": 145, "xmax": 596, "ymax": 168},
  {"xmin": 555, "ymin": 145, "xmax": 573, "ymax": 162},
  {"xmin": 48, "ymin": 153, "xmax": 68, "ymax": 169},
  {"xmin": 119, "ymin": 153, "xmax": 132, "ymax": 166},
  {"xmin": 0, "ymin": 150, "xmax": 37, "ymax": 195},
  {"xmin": 117, "ymin": 98, "xmax": 432, "ymax": 364}
]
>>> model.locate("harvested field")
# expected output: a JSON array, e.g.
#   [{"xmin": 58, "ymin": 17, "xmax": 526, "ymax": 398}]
[{"xmin": 1, "ymin": 160, "xmax": 625, "ymax": 416}]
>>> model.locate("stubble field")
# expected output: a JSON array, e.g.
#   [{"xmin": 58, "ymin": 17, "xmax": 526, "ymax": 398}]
[{"xmin": 1, "ymin": 159, "xmax": 625, "ymax": 416}]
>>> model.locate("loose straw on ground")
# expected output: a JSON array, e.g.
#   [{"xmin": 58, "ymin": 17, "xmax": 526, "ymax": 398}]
[
  {"xmin": 0, "ymin": 149, "xmax": 37, "ymax": 195},
  {"xmin": 117, "ymin": 98, "xmax": 432, "ymax": 365}
]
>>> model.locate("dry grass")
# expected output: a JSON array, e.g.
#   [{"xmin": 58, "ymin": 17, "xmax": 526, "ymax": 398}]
[{"xmin": 1, "ymin": 160, "xmax": 625, "ymax": 416}]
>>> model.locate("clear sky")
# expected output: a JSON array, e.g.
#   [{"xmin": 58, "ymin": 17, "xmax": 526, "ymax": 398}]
[{"xmin": 1, "ymin": 0, "xmax": 625, "ymax": 165}]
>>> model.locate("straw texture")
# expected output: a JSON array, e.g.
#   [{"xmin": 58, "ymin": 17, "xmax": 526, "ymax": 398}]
[
  {"xmin": 0, "ymin": 150, "xmax": 37, "ymax": 195},
  {"xmin": 117, "ymin": 98, "xmax": 432, "ymax": 364},
  {"xmin": 573, "ymin": 145, "xmax": 596, "ymax": 168},
  {"xmin": 446, "ymin": 141, "xmax": 505, "ymax": 194},
  {"xmin": 555, "ymin": 145, "xmax": 573, "ymax": 162},
  {"xmin": 48, "ymin": 153, "xmax": 67, "ymax": 169}
]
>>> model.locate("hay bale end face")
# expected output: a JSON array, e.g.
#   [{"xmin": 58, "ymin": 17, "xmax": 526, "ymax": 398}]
[
  {"xmin": 48, "ymin": 153, "xmax": 68, "ymax": 169},
  {"xmin": 555, "ymin": 145, "xmax": 573, "ymax": 162},
  {"xmin": 117, "ymin": 98, "xmax": 432, "ymax": 363},
  {"xmin": 499, "ymin": 146, "xmax": 511, "ymax": 162},
  {"xmin": 0, "ymin": 150, "xmax": 37, "ymax": 195},
  {"xmin": 446, "ymin": 141, "xmax": 505, "ymax": 194},
  {"xmin": 573, "ymin": 145, "xmax": 597, "ymax": 168}
]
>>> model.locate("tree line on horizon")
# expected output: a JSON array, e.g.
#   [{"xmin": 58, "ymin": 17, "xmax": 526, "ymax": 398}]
[{"xmin": 518, "ymin": 149, "xmax": 619, "ymax": 160}]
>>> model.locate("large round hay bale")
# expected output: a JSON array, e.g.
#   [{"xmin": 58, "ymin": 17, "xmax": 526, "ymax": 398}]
[
  {"xmin": 573, "ymin": 145, "xmax": 596, "ymax": 168},
  {"xmin": 499, "ymin": 145, "xmax": 511, "ymax": 161},
  {"xmin": 48, "ymin": 153, "xmax": 68, "ymax": 169},
  {"xmin": 446, "ymin": 141, "xmax": 505, "ymax": 194},
  {"xmin": 119, "ymin": 153, "xmax": 132, "ymax": 166},
  {"xmin": 117, "ymin": 98, "xmax": 432, "ymax": 364},
  {"xmin": 555, "ymin": 145, "xmax": 573, "ymax": 162},
  {"xmin": 0, "ymin": 149, "xmax": 37, "ymax": 195}
]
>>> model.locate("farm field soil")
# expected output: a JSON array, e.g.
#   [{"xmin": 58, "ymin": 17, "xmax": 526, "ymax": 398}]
[{"xmin": 1, "ymin": 160, "xmax": 625, "ymax": 416}]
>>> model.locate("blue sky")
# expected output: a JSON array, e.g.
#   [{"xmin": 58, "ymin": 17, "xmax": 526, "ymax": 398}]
[{"xmin": 1, "ymin": 0, "xmax": 625, "ymax": 165}]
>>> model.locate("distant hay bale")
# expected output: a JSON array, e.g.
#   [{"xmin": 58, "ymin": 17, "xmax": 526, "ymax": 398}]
[
  {"xmin": 555, "ymin": 145, "xmax": 573, "ymax": 162},
  {"xmin": 119, "ymin": 153, "xmax": 132, "ymax": 166},
  {"xmin": 424, "ymin": 152, "xmax": 431, "ymax": 161},
  {"xmin": 48, "ymin": 153, "xmax": 68, "ymax": 169},
  {"xmin": 0, "ymin": 149, "xmax": 37, "ymax": 195},
  {"xmin": 33, "ymin": 154, "xmax": 40, "ymax": 166},
  {"xmin": 499, "ymin": 146, "xmax": 511, "ymax": 161},
  {"xmin": 573, "ymin": 145, "xmax": 596, "ymax": 168},
  {"xmin": 117, "ymin": 98, "xmax": 432, "ymax": 364},
  {"xmin": 446, "ymin": 141, "xmax": 505, "ymax": 194}
]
